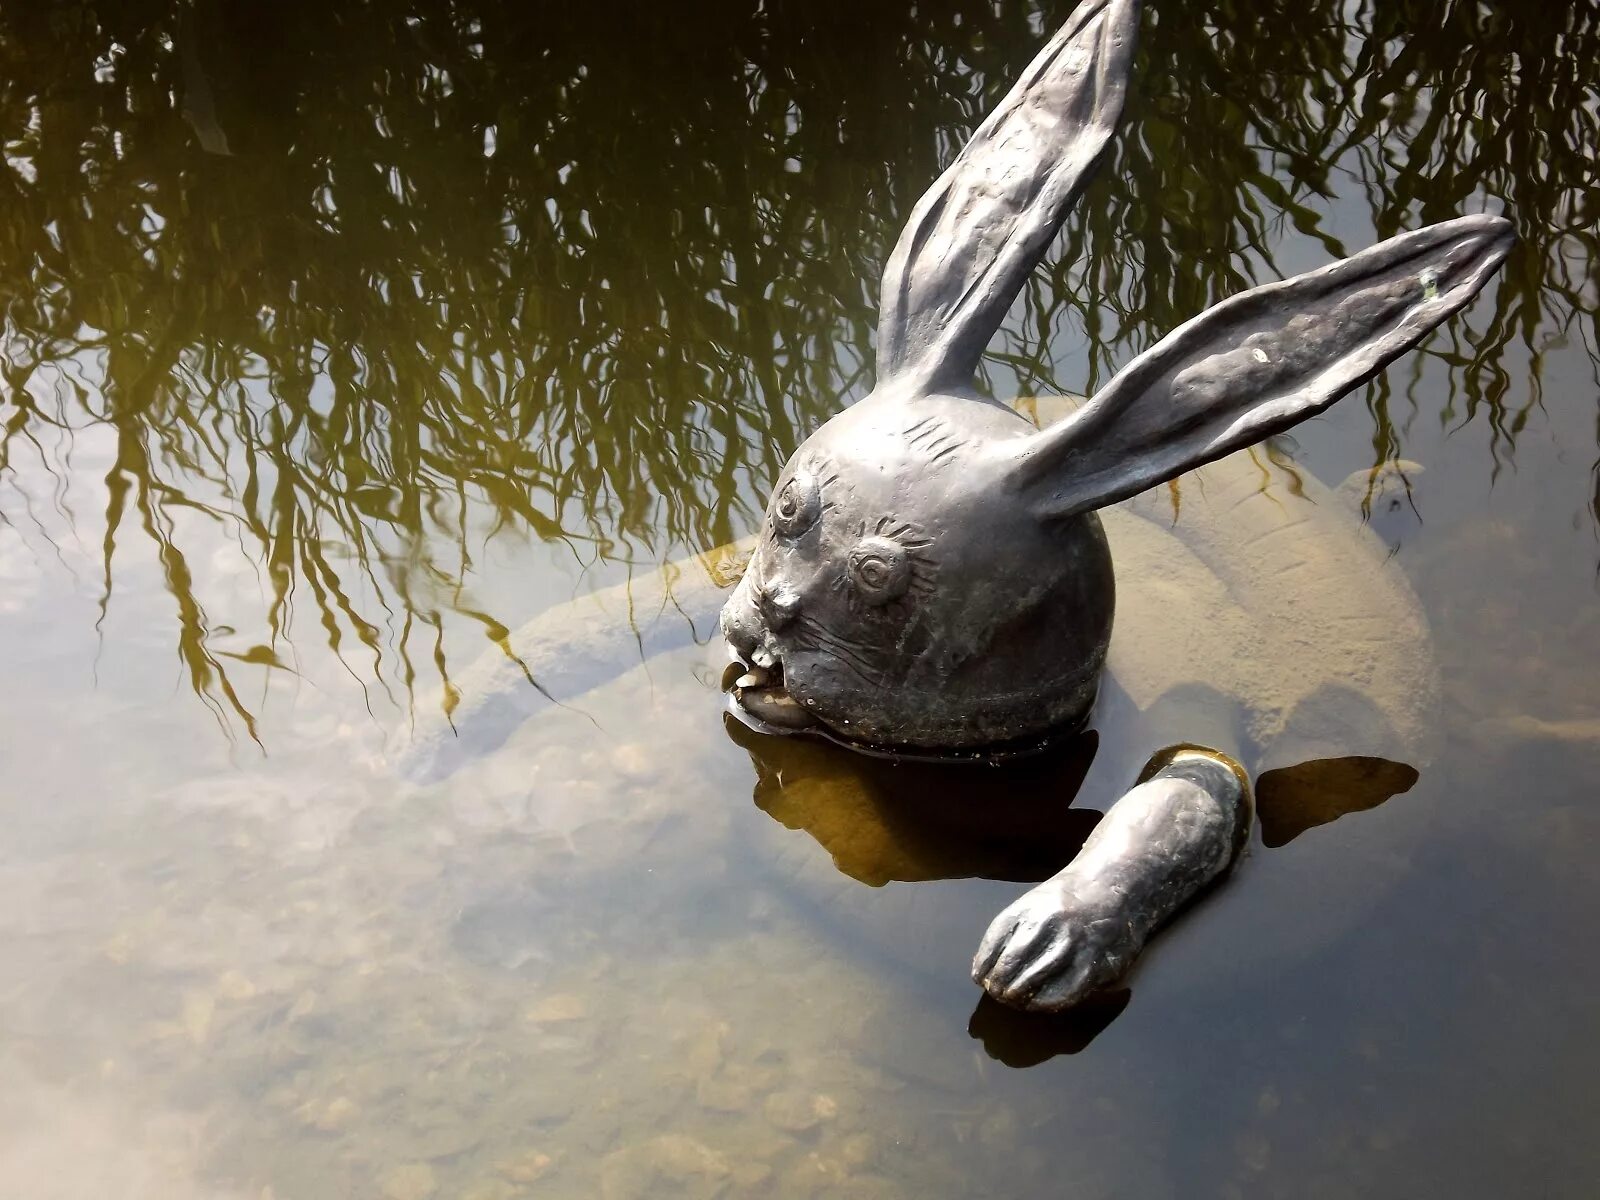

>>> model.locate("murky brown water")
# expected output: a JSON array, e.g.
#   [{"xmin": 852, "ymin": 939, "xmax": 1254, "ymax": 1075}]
[{"xmin": 1, "ymin": 2, "xmax": 1597, "ymax": 1197}]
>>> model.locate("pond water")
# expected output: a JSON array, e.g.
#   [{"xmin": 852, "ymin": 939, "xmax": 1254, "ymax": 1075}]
[{"xmin": 1, "ymin": 2, "xmax": 1597, "ymax": 1197}]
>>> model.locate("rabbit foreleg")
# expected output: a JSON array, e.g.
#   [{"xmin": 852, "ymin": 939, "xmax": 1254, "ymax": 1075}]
[{"xmin": 972, "ymin": 748, "xmax": 1252, "ymax": 1012}]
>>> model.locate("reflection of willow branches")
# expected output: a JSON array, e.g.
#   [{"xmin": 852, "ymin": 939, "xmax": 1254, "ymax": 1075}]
[
  {"xmin": 1024, "ymin": 0, "xmax": 1599, "ymax": 485},
  {"xmin": 0, "ymin": 0, "xmax": 1594, "ymax": 732},
  {"xmin": 0, "ymin": 0, "xmax": 934, "ymax": 731}
]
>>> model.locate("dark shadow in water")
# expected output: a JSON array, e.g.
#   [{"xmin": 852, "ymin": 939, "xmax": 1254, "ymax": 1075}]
[
  {"xmin": 725, "ymin": 714, "xmax": 1102, "ymax": 886},
  {"xmin": 0, "ymin": 0, "xmax": 1594, "ymax": 735},
  {"xmin": 727, "ymin": 718, "xmax": 1433, "ymax": 1065},
  {"xmin": 968, "ymin": 989, "xmax": 1132, "ymax": 1067},
  {"xmin": 1256, "ymin": 756, "xmax": 1421, "ymax": 848}
]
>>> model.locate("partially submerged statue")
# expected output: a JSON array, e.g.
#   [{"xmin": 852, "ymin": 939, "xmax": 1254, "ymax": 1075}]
[{"xmin": 720, "ymin": 0, "xmax": 1511, "ymax": 1010}]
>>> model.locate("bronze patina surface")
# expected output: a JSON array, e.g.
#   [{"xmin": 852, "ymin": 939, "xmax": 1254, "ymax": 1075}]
[{"xmin": 719, "ymin": 0, "xmax": 1511, "ymax": 1009}]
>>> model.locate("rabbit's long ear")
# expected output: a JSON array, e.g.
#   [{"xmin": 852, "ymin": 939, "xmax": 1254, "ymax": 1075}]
[
  {"xmin": 876, "ymin": 0, "xmax": 1138, "ymax": 393},
  {"xmin": 1007, "ymin": 214, "xmax": 1514, "ymax": 519}
]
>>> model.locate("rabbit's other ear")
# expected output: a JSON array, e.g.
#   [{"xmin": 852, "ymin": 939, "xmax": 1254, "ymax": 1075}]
[
  {"xmin": 1008, "ymin": 214, "xmax": 1514, "ymax": 519},
  {"xmin": 876, "ymin": 0, "xmax": 1138, "ymax": 394}
]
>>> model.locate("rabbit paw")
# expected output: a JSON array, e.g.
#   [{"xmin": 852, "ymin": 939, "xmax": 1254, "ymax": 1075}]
[{"xmin": 972, "ymin": 881, "xmax": 1145, "ymax": 1013}]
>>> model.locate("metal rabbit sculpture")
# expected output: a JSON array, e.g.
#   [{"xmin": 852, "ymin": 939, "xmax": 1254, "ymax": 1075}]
[{"xmin": 720, "ymin": 0, "xmax": 1512, "ymax": 1011}]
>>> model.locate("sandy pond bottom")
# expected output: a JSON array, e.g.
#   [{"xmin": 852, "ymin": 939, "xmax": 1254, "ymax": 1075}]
[{"xmin": 0, "ymin": 633, "xmax": 1139, "ymax": 1200}]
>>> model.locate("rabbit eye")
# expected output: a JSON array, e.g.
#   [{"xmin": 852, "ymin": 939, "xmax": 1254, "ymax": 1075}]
[
  {"xmin": 848, "ymin": 536, "xmax": 911, "ymax": 605},
  {"xmin": 772, "ymin": 472, "xmax": 821, "ymax": 538}
]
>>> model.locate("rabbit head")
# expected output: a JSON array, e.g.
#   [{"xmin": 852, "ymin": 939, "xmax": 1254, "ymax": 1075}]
[{"xmin": 721, "ymin": 0, "xmax": 1512, "ymax": 753}]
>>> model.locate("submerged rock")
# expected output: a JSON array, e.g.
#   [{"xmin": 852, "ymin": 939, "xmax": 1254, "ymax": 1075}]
[
  {"xmin": 380, "ymin": 1163, "xmax": 437, "ymax": 1200},
  {"xmin": 762, "ymin": 1089, "xmax": 837, "ymax": 1135},
  {"xmin": 597, "ymin": 1134, "xmax": 730, "ymax": 1200}
]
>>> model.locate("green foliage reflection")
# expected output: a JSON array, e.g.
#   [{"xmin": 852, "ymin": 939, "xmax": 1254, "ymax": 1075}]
[{"xmin": 0, "ymin": 0, "xmax": 1593, "ymax": 733}]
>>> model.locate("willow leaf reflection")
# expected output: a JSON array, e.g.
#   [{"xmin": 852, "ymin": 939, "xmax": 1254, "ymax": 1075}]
[{"xmin": 0, "ymin": 0, "xmax": 1593, "ymax": 736}]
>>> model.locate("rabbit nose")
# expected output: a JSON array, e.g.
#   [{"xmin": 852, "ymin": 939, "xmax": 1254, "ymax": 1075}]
[{"xmin": 757, "ymin": 582, "xmax": 801, "ymax": 629}]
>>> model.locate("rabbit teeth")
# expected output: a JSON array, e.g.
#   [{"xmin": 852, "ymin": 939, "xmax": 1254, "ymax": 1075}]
[{"xmin": 727, "ymin": 659, "xmax": 815, "ymax": 731}]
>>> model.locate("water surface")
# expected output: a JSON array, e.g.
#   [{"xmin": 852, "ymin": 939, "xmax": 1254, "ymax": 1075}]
[{"xmin": 1, "ymin": 2, "xmax": 1598, "ymax": 1197}]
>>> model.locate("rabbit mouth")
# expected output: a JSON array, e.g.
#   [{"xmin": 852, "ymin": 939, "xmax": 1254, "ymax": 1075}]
[{"xmin": 724, "ymin": 656, "xmax": 817, "ymax": 733}]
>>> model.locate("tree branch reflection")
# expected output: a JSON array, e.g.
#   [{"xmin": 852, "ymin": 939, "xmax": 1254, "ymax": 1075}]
[{"xmin": 0, "ymin": 0, "xmax": 1592, "ymax": 734}]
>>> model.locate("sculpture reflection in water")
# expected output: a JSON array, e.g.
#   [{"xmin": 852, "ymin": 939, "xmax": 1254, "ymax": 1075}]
[
  {"xmin": 725, "ymin": 711, "xmax": 1419, "ymax": 1060},
  {"xmin": 721, "ymin": 0, "xmax": 1508, "ymax": 1010}
]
